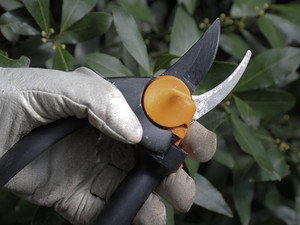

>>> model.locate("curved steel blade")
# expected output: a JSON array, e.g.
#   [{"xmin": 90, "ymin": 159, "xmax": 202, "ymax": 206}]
[
  {"xmin": 163, "ymin": 18, "xmax": 220, "ymax": 94},
  {"xmin": 192, "ymin": 50, "xmax": 252, "ymax": 120}
]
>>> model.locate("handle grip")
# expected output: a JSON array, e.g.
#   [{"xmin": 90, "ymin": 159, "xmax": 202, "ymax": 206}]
[
  {"xmin": 0, "ymin": 118, "xmax": 87, "ymax": 188},
  {"xmin": 93, "ymin": 147, "xmax": 172, "ymax": 225}
]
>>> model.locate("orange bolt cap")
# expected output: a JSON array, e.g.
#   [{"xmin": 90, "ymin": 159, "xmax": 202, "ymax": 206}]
[{"xmin": 143, "ymin": 75, "xmax": 196, "ymax": 144}]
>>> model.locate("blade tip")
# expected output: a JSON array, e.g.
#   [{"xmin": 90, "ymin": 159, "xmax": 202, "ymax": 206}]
[
  {"xmin": 246, "ymin": 50, "xmax": 252, "ymax": 57},
  {"xmin": 213, "ymin": 17, "xmax": 220, "ymax": 23},
  {"xmin": 211, "ymin": 18, "xmax": 221, "ymax": 29},
  {"xmin": 243, "ymin": 50, "xmax": 252, "ymax": 63}
]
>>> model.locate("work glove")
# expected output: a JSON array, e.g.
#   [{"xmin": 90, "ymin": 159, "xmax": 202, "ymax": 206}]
[{"xmin": 0, "ymin": 67, "xmax": 217, "ymax": 225}]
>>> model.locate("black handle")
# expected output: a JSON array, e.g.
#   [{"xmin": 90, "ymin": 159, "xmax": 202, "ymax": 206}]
[
  {"xmin": 93, "ymin": 147, "xmax": 172, "ymax": 225},
  {"xmin": 0, "ymin": 118, "xmax": 88, "ymax": 188}
]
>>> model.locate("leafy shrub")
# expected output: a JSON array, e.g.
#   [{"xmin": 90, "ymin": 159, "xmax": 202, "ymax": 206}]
[{"xmin": 0, "ymin": 0, "xmax": 299, "ymax": 224}]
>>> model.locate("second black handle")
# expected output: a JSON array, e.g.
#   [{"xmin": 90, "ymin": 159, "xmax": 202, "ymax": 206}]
[{"xmin": 93, "ymin": 147, "xmax": 173, "ymax": 225}]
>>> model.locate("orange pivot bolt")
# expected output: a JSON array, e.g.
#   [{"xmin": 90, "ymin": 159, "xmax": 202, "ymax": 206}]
[{"xmin": 143, "ymin": 75, "xmax": 196, "ymax": 145}]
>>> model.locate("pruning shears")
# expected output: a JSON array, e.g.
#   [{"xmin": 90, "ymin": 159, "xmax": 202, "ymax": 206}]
[{"xmin": 0, "ymin": 18, "xmax": 251, "ymax": 225}]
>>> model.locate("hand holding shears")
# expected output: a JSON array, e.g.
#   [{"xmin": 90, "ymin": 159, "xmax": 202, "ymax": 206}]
[{"xmin": 0, "ymin": 18, "xmax": 251, "ymax": 225}]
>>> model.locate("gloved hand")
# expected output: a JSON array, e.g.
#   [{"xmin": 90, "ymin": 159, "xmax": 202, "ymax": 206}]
[{"xmin": 0, "ymin": 67, "xmax": 217, "ymax": 225}]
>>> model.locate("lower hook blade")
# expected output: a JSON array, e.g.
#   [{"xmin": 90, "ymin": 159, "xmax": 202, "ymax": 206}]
[{"xmin": 192, "ymin": 50, "xmax": 252, "ymax": 120}]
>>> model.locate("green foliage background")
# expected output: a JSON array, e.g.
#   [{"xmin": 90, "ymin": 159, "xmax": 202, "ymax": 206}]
[{"xmin": 0, "ymin": 0, "xmax": 299, "ymax": 224}]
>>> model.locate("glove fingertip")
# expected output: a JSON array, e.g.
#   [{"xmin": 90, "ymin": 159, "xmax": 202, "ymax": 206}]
[
  {"xmin": 156, "ymin": 168, "xmax": 196, "ymax": 213},
  {"xmin": 85, "ymin": 83, "xmax": 143, "ymax": 144},
  {"xmin": 133, "ymin": 194, "xmax": 166, "ymax": 225},
  {"xmin": 181, "ymin": 122, "xmax": 217, "ymax": 162}
]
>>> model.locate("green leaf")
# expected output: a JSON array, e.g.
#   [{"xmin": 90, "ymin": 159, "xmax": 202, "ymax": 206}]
[
  {"xmin": 137, "ymin": 63, "xmax": 150, "ymax": 76},
  {"xmin": 270, "ymin": 206, "xmax": 297, "ymax": 225},
  {"xmin": 213, "ymin": 136, "xmax": 235, "ymax": 169},
  {"xmin": 240, "ymin": 29, "xmax": 267, "ymax": 54},
  {"xmin": 253, "ymin": 126, "xmax": 275, "ymax": 147},
  {"xmin": 233, "ymin": 95, "xmax": 260, "ymax": 128},
  {"xmin": 177, "ymin": 0, "xmax": 197, "ymax": 14},
  {"xmin": 271, "ymin": 4, "xmax": 300, "ymax": 15},
  {"xmin": 230, "ymin": 113, "xmax": 279, "ymax": 179},
  {"xmin": 255, "ymin": 146, "xmax": 290, "ymax": 181},
  {"xmin": 236, "ymin": 89, "xmax": 296, "ymax": 120},
  {"xmin": 290, "ymin": 78, "xmax": 300, "ymax": 102},
  {"xmin": 122, "ymin": 48, "xmax": 139, "ymax": 75},
  {"xmin": 220, "ymin": 33, "xmax": 250, "ymax": 61},
  {"xmin": 31, "ymin": 206, "xmax": 65, "ymax": 225},
  {"xmin": 196, "ymin": 61, "xmax": 237, "ymax": 93},
  {"xmin": 21, "ymin": 0, "xmax": 50, "ymax": 34},
  {"xmin": 52, "ymin": 45, "xmax": 79, "ymax": 71},
  {"xmin": 4, "ymin": 199, "xmax": 38, "ymax": 223},
  {"xmin": 1, "ymin": 26, "xmax": 19, "ymax": 41},
  {"xmin": 0, "ymin": 0, "xmax": 22, "ymax": 11},
  {"xmin": 265, "ymin": 186, "xmax": 290, "ymax": 209},
  {"xmin": 258, "ymin": 15, "xmax": 286, "ymax": 48},
  {"xmin": 153, "ymin": 54, "xmax": 179, "ymax": 74},
  {"xmin": 235, "ymin": 47, "xmax": 300, "ymax": 92},
  {"xmin": 12, "ymin": 39, "xmax": 53, "ymax": 67},
  {"xmin": 60, "ymin": 0, "xmax": 98, "ymax": 32},
  {"xmin": 251, "ymin": 128, "xmax": 290, "ymax": 181},
  {"xmin": 230, "ymin": 0, "xmax": 271, "ymax": 18},
  {"xmin": 60, "ymin": 12, "xmax": 112, "ymax": 44},
  {"xmin": 198, "ymin": 110, "xmax": 228, "ymax": 131},
  {"xmin": 194, "ymin": 173, "xmax": 233, "ymax": 217},
  {"xmin": 0, "ymin": 8, "xmax": 40, "ymax": 35},
  {"xmin": 0, "ymin": 191, "xmax": 20, "ymax": 215},
  {"xmin": 85, "ymin": 53, "xmax": 134, "ymax": 77},
  {"xmin": 170, "ymin": 6, "xmax": 200, "ymax": 57},
  {"xmin": 270, "ymin": 4, "xmax": 300, "ymax": 25},
  {"xmin": 112, "ymin": 5, "xmax": 151, "ymax": 75},
  {"xmin": 118, "ymin": 0, "xmax": 155, "ymax": 25},
  {"xmin": 0, "ymin": 50, "xmax": 30, "ymax": 67},
  {"xmin": 269, "ymin": 120, "xmax": 300, "ymax": 141},
  {"xmin": 74, "ymin": 38, "xmax": 99, "ymax": 65},
  {"xmin": 266, "ymin": 13, "xmax": 300, "ymax": 45},
  {"xmin": 280, "ymin": 70, "xmax": 300, "ymax": 87},
  {"xmin": 184, "ymin": 158, "xmax": 199, "ymax": 178},
  {"xmin": 233, "ymin": 156, "xmax": 255, "ymax": 225},
  {"xmin": 160, "ymin": 198, "xmax": 175, "ymax": 225}
]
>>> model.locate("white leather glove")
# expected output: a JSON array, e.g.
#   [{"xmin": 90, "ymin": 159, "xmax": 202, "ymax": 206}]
[{"xmin": 0, "ymin": 67, "xmax": 217, "ymax": 225}]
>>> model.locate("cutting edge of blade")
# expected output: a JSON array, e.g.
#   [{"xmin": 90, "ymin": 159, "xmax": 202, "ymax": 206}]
[{"xmin": 192, "ymin": 50, "xmax": 252, "ymax": 120}]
